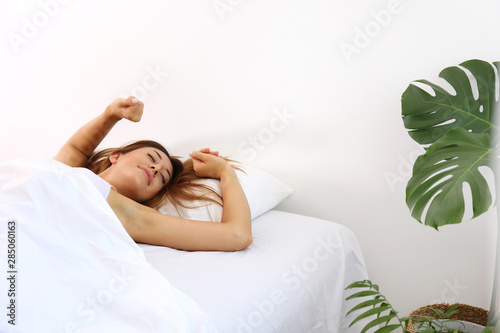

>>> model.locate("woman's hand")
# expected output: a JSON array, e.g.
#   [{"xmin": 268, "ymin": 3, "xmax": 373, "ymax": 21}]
[
  {"xmin": 197, "ymin": 148, "xmax": 220, "ymax": 157},
  {"xmin": 105, "ymin": 96, "xmax": 144, "ymax": 122},
  {"xmin": 190, "ymin": 149, "xmax": 232, "ymax": 179}
]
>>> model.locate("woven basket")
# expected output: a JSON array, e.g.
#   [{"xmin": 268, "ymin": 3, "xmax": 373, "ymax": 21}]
[{"xmin": 406, "ymin": 303, "xmax": 488, "ymax": 332}]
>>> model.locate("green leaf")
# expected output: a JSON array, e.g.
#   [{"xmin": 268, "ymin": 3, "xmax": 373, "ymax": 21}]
[
  {"xmin": 349, "ymin": 304, "xmax": 391, "ymax": 327},
  {"xmin": 345, "ymin": 290, "xmax": 380, "ymax": 300},
  {"xmin": 345, "ymin": 280, "xmax": 372, "ymax": 289},
  {"xmin": 443, "ymin": 304, "xmax": 459, "ymax": 318},
  {"xmin": 400, "ymin": 316, "xmax": 410, "ymax": 328},
  {"xmin": 482, "ymin": 323, "xmax": 500, "ymax": 333},
  {"xmin": 406, "ymin": 128, "xmax": 493, "ymax": 228},
  {"xmin": 432, "ymin": 307, "xmax": 447, "ymax": 318},
  {"xmin": 346, "ymin": 298, "xmax": 387, "ymax": 316},
  {"xmin": 402, "ymin": 59, "xmax": 499, "ymax": 145},
  {"xmin": 361, "ymin": 314, "xmax": 400, "ymax": 333},
  {"xmin": 374, "ymin": 325, "xmax": 404, "ymax": 333}
]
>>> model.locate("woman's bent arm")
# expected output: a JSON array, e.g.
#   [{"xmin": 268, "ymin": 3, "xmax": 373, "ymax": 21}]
[
  {"xmin": 54, "ymin": 97, "xmax": 143, "ymax": 167},
  {"xmin": 107, "ymin": 150, "xmax": 252, "ymax": 251},
  {"xmin": 108, "ymin": 190, "xmax": 252, "ymax": 251}
]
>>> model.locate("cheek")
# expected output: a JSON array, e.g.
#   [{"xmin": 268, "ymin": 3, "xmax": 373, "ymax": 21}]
[
  {"xmin": 123, "ymin": 169, "xmax": 144, "ymax": 187},
  {"xmin": 114, "ymin": 167, "xmax": 163, "ymax": 201},
  {"xmin": 149, "ymin": 183, "xmax": 164, "ymax": 197},
  {"xmin": 139, "ymin": 180, "xmax": 164, "ymax": 201},
  {"xmin": 114, "ymin": 169, "xmax": 145, "ymax": 198}
]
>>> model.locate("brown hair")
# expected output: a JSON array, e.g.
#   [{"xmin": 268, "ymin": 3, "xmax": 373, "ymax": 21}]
[{"xmin": 84, "ymin": 140, "xmax": 225, "ymax": 210}]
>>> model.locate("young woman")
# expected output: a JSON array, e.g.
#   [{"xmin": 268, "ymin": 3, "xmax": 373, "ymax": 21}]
[{"xmin": 54, "ymin": 97, "xmax": 252, "ymax": 252}]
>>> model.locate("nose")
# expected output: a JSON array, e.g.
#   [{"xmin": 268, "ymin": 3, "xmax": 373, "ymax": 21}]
[{"xmin": 150, "ymin": 165, "xmax": 159, "ymax": 175}]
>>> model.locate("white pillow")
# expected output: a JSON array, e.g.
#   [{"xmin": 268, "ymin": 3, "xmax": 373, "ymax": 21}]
[{"xmin": 158, "ymin": 164, "xmax": 293, "ymax": 222}]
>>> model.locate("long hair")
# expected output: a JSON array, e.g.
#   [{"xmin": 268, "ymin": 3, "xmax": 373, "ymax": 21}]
[{"xmin": 84, "ymin": 140, "xmax": 225, "ymax": 209}]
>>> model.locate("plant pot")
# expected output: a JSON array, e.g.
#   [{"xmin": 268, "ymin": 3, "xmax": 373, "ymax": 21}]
[{"xmin": 407, "ymin": 303, "xmax": 488, "ymax": 332}]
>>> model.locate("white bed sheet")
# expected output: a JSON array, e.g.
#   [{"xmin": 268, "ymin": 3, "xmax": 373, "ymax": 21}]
[{"xmin": 139, "ymin": 210, "xmax": 371, "ymax": 333}]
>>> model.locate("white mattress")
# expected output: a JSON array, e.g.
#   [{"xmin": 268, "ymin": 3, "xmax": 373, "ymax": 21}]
[{"xmin": 139, "ymin": 210, "xmax": 371, "ymax": 333}]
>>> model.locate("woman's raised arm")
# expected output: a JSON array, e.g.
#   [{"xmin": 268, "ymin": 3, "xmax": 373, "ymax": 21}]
[{"xmin": 54, "ymin": 97, "xmax": 143, "ymax": 167}]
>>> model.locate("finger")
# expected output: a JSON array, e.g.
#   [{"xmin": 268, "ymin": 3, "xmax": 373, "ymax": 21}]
[
  {"xmin": 114, "ymin": 96, "xmax": 139, "ymax": 107},
  {"xmin": 195, "ymin": 148, "xmax": 216, "ymax": 158},
  {"xmin": 125, "ymin": 108, "xmax": 143, "ymax": 123},
  {"xmin": 133, "ymin": 101, "xmax": 144, "ymax": 113},
  {"xmin": 197, "ymin": 148, "xmax": 219, "ymax": 156},
  {"xmin": 128, "ymin": 112, "xmax": 142, "ymax": 122},
  {"xmin": 133, "ymin": 99, "xmax": 144, "ymax": 108},
  {"xmin": 189, "ymin": 151, "xmax": 206, "ymax": 162},
  {"xmin": 128, "ymin": 96, "xmax": 140, "ymax": 105}
]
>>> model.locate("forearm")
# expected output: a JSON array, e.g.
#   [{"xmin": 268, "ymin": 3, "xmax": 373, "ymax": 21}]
[
  {"xmin": 55, "ymin": 109, "xmax": 120, "ymax": 167},
  {"xmin": 219, "ymin": 167, "xmax": 252, "ymax": 235},
  {"xmin": 65, "ymin": 107, "xmax": 121, "ymax": 157}
]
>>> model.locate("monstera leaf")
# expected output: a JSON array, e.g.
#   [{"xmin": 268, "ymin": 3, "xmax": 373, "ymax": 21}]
[
  {"xmin": 406, "ymin": 128, "xmax": 493, "ymax": 229},
  {"xmin": 402, "ymin": 59, "xmax": 499, "ymax": 145},
  {"xmin": 402, "ymin": 59, "xmax": 499, "ymax": 228}
]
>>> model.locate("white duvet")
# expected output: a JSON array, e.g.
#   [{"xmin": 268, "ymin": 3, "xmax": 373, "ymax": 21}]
[{"xmin": 0, "ymin": 156, "xmax": 217, "ymax": 333}]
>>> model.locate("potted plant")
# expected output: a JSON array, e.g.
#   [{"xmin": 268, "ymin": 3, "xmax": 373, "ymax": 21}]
[
  {"xmin": 345, "ymin": 59, "xmax": 500, "ymax": 332},
  {"xmin": 345, "ymin": 280, "xmax": 489, "ymax": 332}
]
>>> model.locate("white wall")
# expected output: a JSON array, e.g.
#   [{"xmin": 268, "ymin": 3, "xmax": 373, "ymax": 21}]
[{"xmin": 1, "ymin": 0, "xmax": 499, "ymax": 319}]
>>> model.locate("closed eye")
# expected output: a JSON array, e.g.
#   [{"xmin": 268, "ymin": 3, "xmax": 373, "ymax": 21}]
[{"xmin": 149, "ymin": 152, "xmax": 166, "ymax": 184}]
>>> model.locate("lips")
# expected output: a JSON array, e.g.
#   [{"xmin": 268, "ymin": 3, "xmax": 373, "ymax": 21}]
[{"xmin": 139, "ymin": 166, "xmax": 152, "ymax": 185}]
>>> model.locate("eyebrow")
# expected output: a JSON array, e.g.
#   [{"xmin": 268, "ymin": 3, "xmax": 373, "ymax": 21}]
[{"xmin": 155, "ymin": 150, "xmax": 172, "ymax": 179}]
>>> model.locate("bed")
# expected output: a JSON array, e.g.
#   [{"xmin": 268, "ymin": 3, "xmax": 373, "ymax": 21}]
[{"xmin": 0, "ymin": 155, "xmax": 370, "ymax": 333}]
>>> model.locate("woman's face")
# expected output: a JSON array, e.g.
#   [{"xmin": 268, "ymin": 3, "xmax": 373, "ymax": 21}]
[{"xmin": 100, "ymin": 147, "xmax": 174, "ymax": 202}]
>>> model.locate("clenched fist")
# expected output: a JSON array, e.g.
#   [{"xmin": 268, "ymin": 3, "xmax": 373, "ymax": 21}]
[{"xmin": 105, "ymin": 96, "xmax": 144, "ymax": 122}]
